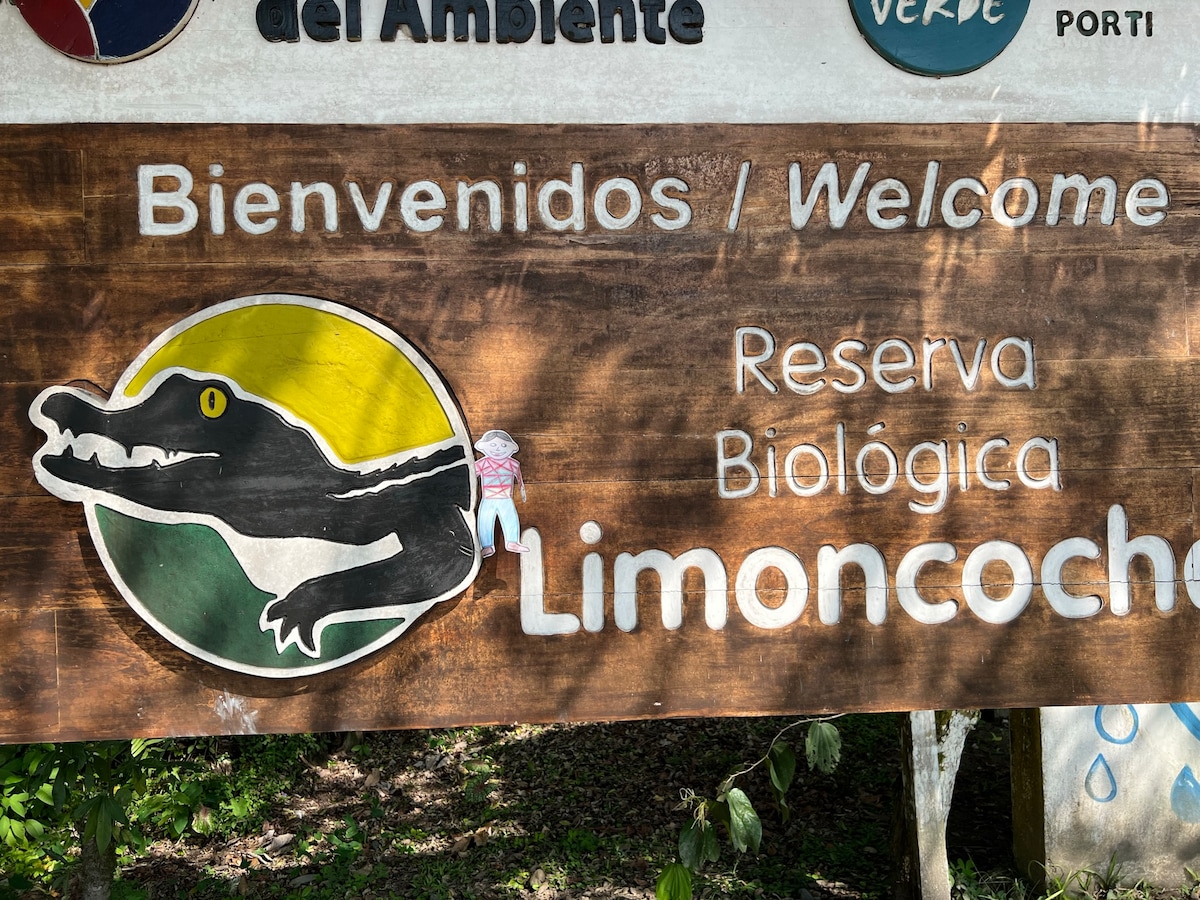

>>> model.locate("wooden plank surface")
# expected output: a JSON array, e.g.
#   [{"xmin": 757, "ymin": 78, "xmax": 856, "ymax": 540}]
[{"xmin": 3, "ymin": 123, "xmax": 1200, "ymax": 741}]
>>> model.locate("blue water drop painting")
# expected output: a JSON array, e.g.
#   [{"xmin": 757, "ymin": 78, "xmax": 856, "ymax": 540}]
[
  {"xmin": 1095, "ymin": 705, "xmax": 1139, "ymax": 745},
  {"xmin": 1171, "ymin": 766, "xmax": 1200, "ymax": 823},
  {"xmin": 1085, "ymin": 754, "xmax": 1117, "ymax": 803}
]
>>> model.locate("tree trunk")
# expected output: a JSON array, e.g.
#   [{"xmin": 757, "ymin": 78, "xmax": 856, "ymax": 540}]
[
  {"xmin": 892, "ymin": 710, "xmax": 980, "ymax": 900},
  {"xmin": 73, "ymin": 823, "xmax": 116, "ymax": 900}
]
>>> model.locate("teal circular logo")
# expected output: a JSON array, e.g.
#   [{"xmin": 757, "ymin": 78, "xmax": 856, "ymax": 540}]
[{"xmin": 849, "ymin": 0, "xmax": 1029, "ymax": 76}]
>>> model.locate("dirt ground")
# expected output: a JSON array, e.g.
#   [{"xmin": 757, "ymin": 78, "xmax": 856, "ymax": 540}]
[{"xmin": 97, "ymin": 714, "xmax": 1017, "ymax": 899}]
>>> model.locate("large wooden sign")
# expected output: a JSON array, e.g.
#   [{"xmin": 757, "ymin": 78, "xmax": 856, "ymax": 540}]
[{"xmin": 3, "ymin": 122, "xmax": 1200, "ymax": 741}]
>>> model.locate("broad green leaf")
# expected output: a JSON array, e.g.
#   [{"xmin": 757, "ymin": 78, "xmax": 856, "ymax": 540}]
[
  {"xmin": 104, "ymin": 795, "xmax": 127, "ymax": 826},
  {"xmin": 95, "ymin": 803, "xmax": 113, "ymax": 852},
  {"xmin": 768, "ymin": 743, "xmax": 797, "ymax": 795},
  {"xmin": 52, "ymin": 778, "xmax": 66, "ymax": 812},
  {"xmin": 724, "ymin": 788, "xmax": 762, "ymax": 854},
  {"xmin": 679, "ymin": 822, "xmax": 702, "ymax": 870},
  {"xmin": 701, "ymin": 820, "xmax": 719, "ymax": 863},
  {"xmin": 655, "ymin": 863, "xmax": 694, "ymax": 900},
  {"xmin": 772, "ymin": 786, "xmax": 792, "ymax": 824},
  {"xmin": 25, "ymin": 750, "xmax": 46, "ymax": 774},
  {"xmin": 74, "ymin": 795, "xmax": 102, "ymax": 824},
  {"xmin": 806, "ymin": 722, "xmax": 842, "ymax": 775},
  {"xmin": 679, "ymin": 821, "xmax": 719, "ymax": 870}
]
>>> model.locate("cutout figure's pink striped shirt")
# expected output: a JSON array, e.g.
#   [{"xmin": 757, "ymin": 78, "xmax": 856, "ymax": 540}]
[{"xmin": 475, "ymin": 456, "xmax": 523, "ymax": 499}]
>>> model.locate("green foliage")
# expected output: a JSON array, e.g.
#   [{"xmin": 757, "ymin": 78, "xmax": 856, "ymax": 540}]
[
  {"xmin": 663, "ymin": 717, "xmax": 842, "ymax": 895},
  {"xmin": 806, "ymin": 721, "xmax": 842, "ymax": 774},
  {"xmin": 950, "ymin": 858, "xmax": 1032, "ymax": 900},
  {"xmin": 678, "ymin": 820, "xmax": 719, "ymax": 871},
  {"xmin": 656, "ymin": 862, "xmax": 694, "ymax": 900},
  {"xmin": 767, "ymin": 741, "xmax": 797, "ymax": 821},
  {"xmin": 0, "ymin": 739, "xmax": 204, "ymax": 892},
  {"xmin": 723, "ymin": 788, "xmax": 762, "ymax": 854},
  {"xmin": 184, "ymin": 733, "xmax": 324, "ymax": 838},
  {"xmin": 1037, "ymin": 854, "xmax": 1159, "ymax": 900},
  {"xmin": 4, "ymin": 719, "xmax": 901, "ymax": 899}
]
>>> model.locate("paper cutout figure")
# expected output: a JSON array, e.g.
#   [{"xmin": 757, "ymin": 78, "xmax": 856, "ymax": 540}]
[{"xmin": 474, "ymin": 430, "xmax": 528, "ymax": 557}]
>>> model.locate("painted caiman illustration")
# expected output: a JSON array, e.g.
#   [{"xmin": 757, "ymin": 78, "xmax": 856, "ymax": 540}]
[{"xmin": 30, "ymin": 372, "xmax": 477, "ymax": 658}]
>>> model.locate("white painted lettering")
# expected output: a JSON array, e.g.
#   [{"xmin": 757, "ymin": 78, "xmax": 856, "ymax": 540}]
[
  {"xmin": 734, "ymin": 547, "xmax": 808, "ymax": 629},
  {"xmin": 650, "ymin": 177, "xmax": 692, "ymax": 231},
  {"xmin": 457, "ymin": 179, "xmax": 503, "ymax": 232},
  {"xmin": 866, "ymin": 177, "xmax": 911, "ymax": 229},
  {"xmin": 347, "ymin": 181, "xmax": 394, "ymax": 233},
  {"xmin": 782, "ymin": 342, "xmax": 827, "ymax": 395},
  {"xmin": 831, "ymin": 340, "xmax": 868, "ymax": 393},
  {"xmin": 963, "ymin": 541, "xmax": 1032, "ymax": 624},
  {"xmin": 991, "ymin": 177, "xmax": 1038, "ymax": 228},
  {"xmin": 1125, "ymin": 178, "xmax": 1169, "ymax": 227},
  {"xmin": 817, "ymin": 543, "xmax": 889, "ymax": 625},
  {"xmin": 716, "ymin": 429, "xmax": 759, "ymax": 499},
  {"xmin": 593, "ymin": 177, "xmax": 643, "ymax": 230},
  {"xmin": 1047, "ymin": 174, "xmax": 1117, "ymax": 226},
  {"xmin": 789, "ymin": 161, "xmax": 872, "ymax": 230},
  {"xmin": 233, "ymin": 183, "xmax": 280, "ymax": 235},
  {"xmin": 138, "ymin": 164, "xmax": 198, "ymax": 236},
  {"xmin": 896, "ymin": 542, "xmax": 958, "ymax": 623},
  {"xmin": 400, "ymin": 180, "xmax": 447, "ymax": 232},
  {"xmin": 291, "ymin": 181, "xmax": 338, "ymax": 233},
  {"xmin": 538, "ymin": 162, "xmax": 586, "ymax": 232},
  {"xmin": 1042, "ymin": 537, "xmax": 1102, "ymax": 618},
  {"xmin": 735, "ymin": 326, "xmax": 778, "ymax": 393},
  {"xmin": 614, "ymin": 548, "xmax": 728, "ymax": 631},
  {"xmin": 990, "ymin": 336, "xmax": 1036, "ymax": 389},
  {"xmin": 941, "ymin": 177, "xmax": 987, "ymax": 229},
  {"xmin": 519, "ymin": 528, "xmax": 581, "ymax": 635},
  {"xmin": 872, "ymin": 338, "xmax": 917, "ymax": 393},
  {"xmin": 1107, "ymin": 503, "xmax": 1176, "ymax": 614}
]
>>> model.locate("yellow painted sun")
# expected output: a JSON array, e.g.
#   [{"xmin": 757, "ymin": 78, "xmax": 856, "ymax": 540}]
[{"xmin": 123, "ymin": 299, "xmax": 455, "ymax": 464}]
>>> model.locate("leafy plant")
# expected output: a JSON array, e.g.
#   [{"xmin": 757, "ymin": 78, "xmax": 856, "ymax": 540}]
[
  {"xmin": 658, "ymin": 716, "xmax": 843, "ymax": 900},
  {"xmin": 951, "ymin": 858, "xmax": 1031, "ymax": 900},
  {"xmin": 0, "ymin": 739, "xmax": 202, "ymax": 899},
  {"xmin": 1080, "ymin": 853, "xmax": 1126, "ymax": 896}
]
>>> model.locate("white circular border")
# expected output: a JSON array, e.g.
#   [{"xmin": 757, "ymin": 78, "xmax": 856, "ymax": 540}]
[{"xmin": 89, "ymin": 293, "xmax": 481, "ymax": 678}]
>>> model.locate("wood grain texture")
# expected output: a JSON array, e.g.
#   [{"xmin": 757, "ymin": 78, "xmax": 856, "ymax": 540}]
[{"xmin": 2, "ymin": 123, "xmax": 1200, "ymax": 741}]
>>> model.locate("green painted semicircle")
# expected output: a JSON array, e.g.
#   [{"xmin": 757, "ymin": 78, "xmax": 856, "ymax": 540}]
[{"xmin": 95, "ymin": 506, "xmax": 402, "ymax": 671}]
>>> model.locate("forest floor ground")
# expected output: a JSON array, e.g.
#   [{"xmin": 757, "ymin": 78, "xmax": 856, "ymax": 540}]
[{"xmin": 71, "ymin": 712, "xmax": 1026, "ymax": 899}]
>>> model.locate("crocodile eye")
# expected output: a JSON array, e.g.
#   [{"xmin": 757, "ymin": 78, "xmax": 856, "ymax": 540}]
[{"xmin": 199, "ymin": 387, "xmax": 228, "ymax": 419}]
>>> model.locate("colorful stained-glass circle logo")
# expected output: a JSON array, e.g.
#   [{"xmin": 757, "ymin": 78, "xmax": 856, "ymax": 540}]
[
  {"xmin": 14, "ymin": 0, "xmax": 200, "ymax": 64},
  {"xmin": 848, "ymin": 0, "xmax": 1030, "ymax": 77}
]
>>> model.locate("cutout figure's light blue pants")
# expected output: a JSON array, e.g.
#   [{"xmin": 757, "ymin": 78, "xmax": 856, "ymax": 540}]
[{"xmin": 478, "ymin": 498, "xmax": 520, "ymax": 548}]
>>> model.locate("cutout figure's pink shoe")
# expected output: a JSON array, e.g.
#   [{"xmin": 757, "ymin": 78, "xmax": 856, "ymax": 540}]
[
  {"xmin": 506, "ymin": 541, "xmax": 530, "ymax": 553},
  {"xmin": 481, "ymin": 545, "xmax": 496, "ymax": 558}
]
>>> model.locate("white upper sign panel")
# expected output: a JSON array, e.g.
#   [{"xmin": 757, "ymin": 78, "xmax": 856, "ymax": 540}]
[{"xmin": 0, "ymin": 0, "xmax": 1195, "ymax": 124}]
